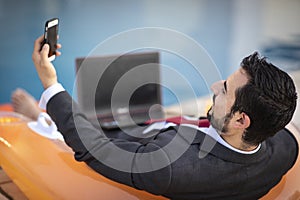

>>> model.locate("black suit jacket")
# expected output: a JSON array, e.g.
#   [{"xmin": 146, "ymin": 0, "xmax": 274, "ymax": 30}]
[{"xmin": 47, "ymin": 91, "xmax": 298, "ymax": 200}]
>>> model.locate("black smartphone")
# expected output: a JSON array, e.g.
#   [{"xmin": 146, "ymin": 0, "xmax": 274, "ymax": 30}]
[{"xmin": 41, "ymin": 18, "xmax": 59, "ymax": 61}]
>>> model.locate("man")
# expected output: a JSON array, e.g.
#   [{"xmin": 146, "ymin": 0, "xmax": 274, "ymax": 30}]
[{"xmin": 31, "ymin": 35, "xmax": 298, "ymax": 200}]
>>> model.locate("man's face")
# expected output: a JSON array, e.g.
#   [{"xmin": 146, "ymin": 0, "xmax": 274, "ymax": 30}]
[{"xmin": 207, "ymin": 68, "xmax": 249, "ymax": 134}]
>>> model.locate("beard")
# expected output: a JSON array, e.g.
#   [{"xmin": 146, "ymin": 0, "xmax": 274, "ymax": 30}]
[{"xmin": 207, "ymin": 106, "xmax": 231, "ymax": 134}]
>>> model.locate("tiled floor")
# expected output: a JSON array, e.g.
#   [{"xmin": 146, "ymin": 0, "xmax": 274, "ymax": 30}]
[
  {"xmin": 1, "ymin": 70, "xmax": 300, "ymax": 200},
  {"xmin": 0, "ymin": 168, "xmax": 27, "ymax": 200}
]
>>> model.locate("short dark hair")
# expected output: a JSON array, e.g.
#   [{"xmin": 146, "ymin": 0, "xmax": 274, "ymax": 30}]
[{"xmin": 230, "ymin": 52, "xmax": 297, "ymax": 146}]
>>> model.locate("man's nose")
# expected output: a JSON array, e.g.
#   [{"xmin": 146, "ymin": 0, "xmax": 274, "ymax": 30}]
[{"xmin": 210, "ymin": 80, "xmax": 224, "ymax": 95}]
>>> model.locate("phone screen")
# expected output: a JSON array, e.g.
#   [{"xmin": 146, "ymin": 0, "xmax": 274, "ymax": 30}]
[
  {"xmin": 44, "ymin": 18, "xmax": 59, "ymax": 61},
  {"xmin": 46, "ymin": 25, "xmax": 58, "ymax": 57}
]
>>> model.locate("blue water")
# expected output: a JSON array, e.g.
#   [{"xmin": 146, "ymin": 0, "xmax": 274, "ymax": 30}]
[
  {"xmin": 0, "ymin": 1, "xmax": 233, "ymax": 106},
  {"xmin": 1, "ymin": 0, "xmax": 299, "ymax": 105}
]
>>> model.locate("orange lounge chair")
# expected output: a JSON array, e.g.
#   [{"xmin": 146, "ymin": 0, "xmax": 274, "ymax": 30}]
[{"xmin": 0, "ymin": 104, "xmax": 299, "ymax": 200}]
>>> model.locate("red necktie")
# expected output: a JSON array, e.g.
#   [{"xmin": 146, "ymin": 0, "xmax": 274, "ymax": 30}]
[{"xmin": 145, "ymin": 116, "xmax": 210, "ymax": 128}]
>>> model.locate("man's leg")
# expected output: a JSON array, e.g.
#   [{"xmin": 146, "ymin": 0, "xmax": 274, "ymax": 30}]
[
  {"xmin": 10, "ymin": 88, "xmax": 157, "ymax": 143},
  {"xmin": 11, "ymin": 88, "xmax": 42, "ymax": 121}
]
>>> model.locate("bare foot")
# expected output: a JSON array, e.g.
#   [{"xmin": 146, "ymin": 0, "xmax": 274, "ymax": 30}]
[{"xmin": 11, "ymin": 88, "xmax": 42, "ymax": 121}]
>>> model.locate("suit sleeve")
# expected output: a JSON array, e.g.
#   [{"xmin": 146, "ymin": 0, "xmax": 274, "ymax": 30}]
[{"xmin": 46, "ymin": 91, "xmax": 172, "ymax": 195}]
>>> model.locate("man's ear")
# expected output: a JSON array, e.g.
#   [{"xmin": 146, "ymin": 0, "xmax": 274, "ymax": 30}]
[{"xmin": 234, "ymin": 112, "xmax": 251, "ymax": 129}]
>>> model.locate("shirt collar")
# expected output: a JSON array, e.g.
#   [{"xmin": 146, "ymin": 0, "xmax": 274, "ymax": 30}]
[{"xmin": 183, "ymin": 124, "xmax": 261, "ymax": 155}]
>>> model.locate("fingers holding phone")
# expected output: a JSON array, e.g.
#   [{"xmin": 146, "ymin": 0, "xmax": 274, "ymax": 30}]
[
  {"xmin": 33, "ymin": 36, "xmax": 58, "ymax": 89},
  {"xmin": 32, "ymin": 18, "xmax": 61, "ymax": 89}
]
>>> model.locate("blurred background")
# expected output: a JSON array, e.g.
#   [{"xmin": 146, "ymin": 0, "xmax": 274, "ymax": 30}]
[{"xmin": 0, "ymin": 0, "xmax": 300, "ymax": 106}]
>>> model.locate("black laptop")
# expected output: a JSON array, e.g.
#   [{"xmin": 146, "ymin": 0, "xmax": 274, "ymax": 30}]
[{"xmin": 75, "ymin": 52, "xmax": 164, "ymax": 129}]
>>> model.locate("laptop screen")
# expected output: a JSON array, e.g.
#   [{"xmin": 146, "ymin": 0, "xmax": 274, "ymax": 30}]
[{"xmin": 75, "ymin": 52, "xmax": 163, "ymax": 121}]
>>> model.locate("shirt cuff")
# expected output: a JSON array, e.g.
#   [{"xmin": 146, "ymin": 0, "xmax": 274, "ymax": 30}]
[{"xmin": 38, "ymin": 83, "xmax": 65, "ymax": 110}]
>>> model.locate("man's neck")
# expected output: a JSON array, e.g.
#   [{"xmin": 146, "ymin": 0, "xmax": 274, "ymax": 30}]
[{"xmin": 220, "ymin": 133, "xmax": 258, "ymax": 152}]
